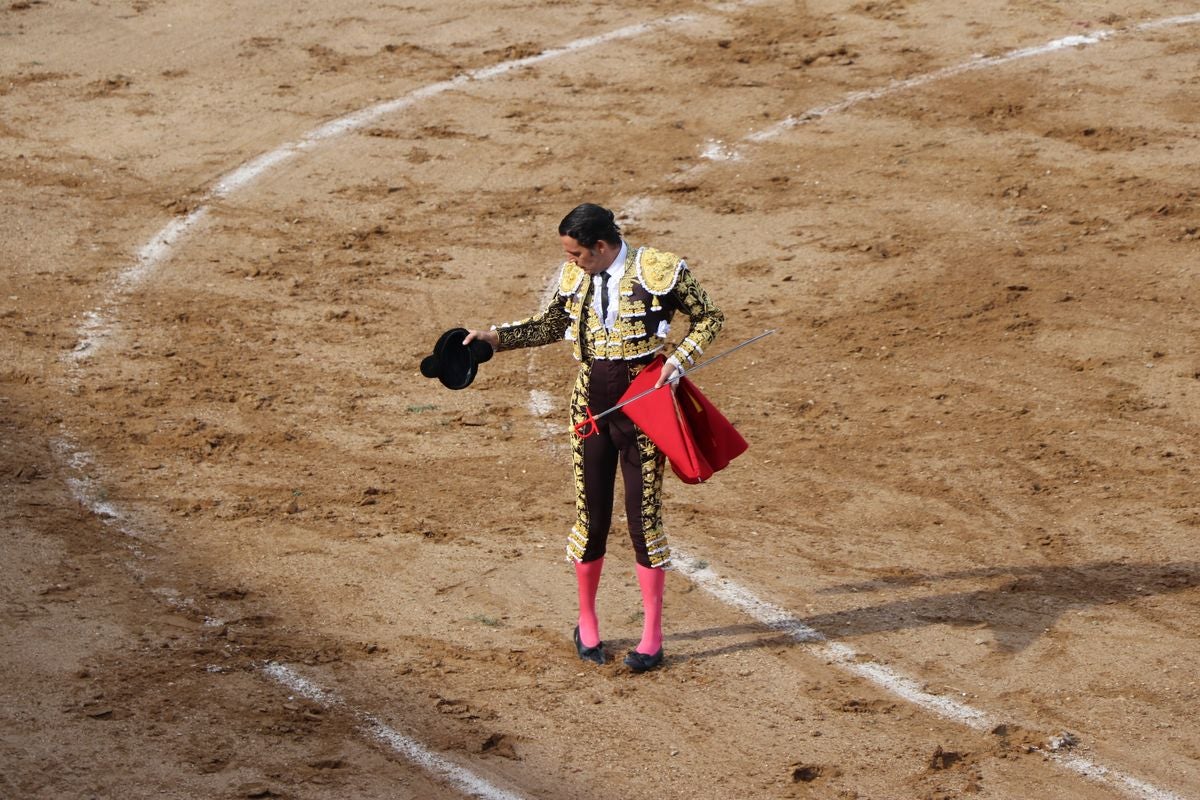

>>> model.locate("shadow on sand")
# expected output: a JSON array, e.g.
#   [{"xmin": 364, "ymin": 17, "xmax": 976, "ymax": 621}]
[{"xmin": 669, "ymin": 560, "xmax": 1200, "ymax": 662}]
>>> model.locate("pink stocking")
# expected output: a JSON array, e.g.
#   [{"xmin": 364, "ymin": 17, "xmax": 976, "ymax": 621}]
[
  {"xmin": 575, "ymin": 557, "xmax": 604, "ymax": 647},
  {"xmin": 635, "ymin": 563, "xmax": 665, "ymax": 655}
]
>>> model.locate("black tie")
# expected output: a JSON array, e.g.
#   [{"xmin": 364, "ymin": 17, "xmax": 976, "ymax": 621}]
[{"xmin": 599, "ymin": 271, "xmax": 610, "ymax": 329}]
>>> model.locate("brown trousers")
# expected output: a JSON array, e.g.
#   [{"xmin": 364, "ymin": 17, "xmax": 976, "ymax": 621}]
[{"xmin": 566, "ymin": 360, "xmax": 669, "ymax": 568}]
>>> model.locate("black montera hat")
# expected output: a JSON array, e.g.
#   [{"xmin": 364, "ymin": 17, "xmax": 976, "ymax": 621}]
[{"xmin": 420, "ymin": 328, "xmax": 494, "ymax": 390}]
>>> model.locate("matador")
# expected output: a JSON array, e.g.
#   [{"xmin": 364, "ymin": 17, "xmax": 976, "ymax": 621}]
[{"xmin": 466, "ymin": 203, "xmax": 724, "ymax": 672}]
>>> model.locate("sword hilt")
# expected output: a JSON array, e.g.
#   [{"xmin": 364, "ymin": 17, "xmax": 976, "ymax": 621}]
[{"xmin": 573, "ymin": 406, "xmax": 600, "ymax": 439}]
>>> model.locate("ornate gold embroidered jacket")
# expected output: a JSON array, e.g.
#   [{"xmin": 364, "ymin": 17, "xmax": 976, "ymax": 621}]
[{"xmin": 494, "ymin": 246, "xmax": 724, "ymax": 367}]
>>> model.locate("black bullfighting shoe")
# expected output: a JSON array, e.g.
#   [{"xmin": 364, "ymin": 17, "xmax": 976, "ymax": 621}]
[
  {"xmin": 623, "ymin": 647, "xmax": 664, "ymax": 673},
  {"xmin": 573, "ymin": 626, "xmax": 606, "ymax": 665}
]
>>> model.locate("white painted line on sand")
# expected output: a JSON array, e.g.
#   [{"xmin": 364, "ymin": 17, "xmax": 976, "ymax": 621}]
[
  {"xmin": 54, "ymin": 5, "xmax": 1200, "ymax": 799},
  {"xmin": 673, "ymin": 551, "xmax": 1187, "ymax": 800},
  {"xmin": 611, "ymin": 14, "xmax": 1200, "ymax": 799},
  {"xmin": 65, "ymin": 12, "xmax": 717, "ymax": 365},
  {"xmin": 1051, "ymin": 752, "xmax": 1191, "ymax": 800},
  {"xmin": 694, "ymin": 13, "xmax": 1200, "ymax": 162},
  {"xmin": 674, "ymin": 550, "xmax": 996, "ymax": 731},
  {"xmin": 263, "ymin": 662, "xmax": 527, "ymax": 800},
  {"xmin": 52, "ymin": 437, "xmax": 149, "ymax": 552},
  {"xmin": 1136, "ymin": 10, "xmax": 1200, "ymax": 30},
  {"xmin": 53, "ymin": 8, "xmax": 764, "ymax": 800},
  {"xmin": 742, "ymin": 32, "xmax": 1115, "ymax": 145}
]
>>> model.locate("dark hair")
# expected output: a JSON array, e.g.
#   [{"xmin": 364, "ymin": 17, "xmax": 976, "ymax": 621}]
[{"xmin": 558, "ymin": 203, "xmax": 621, "ymax": 248}]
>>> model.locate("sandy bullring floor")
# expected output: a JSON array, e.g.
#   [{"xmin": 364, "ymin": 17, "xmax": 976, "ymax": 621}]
[{"xmin": 3, "ymin": 1, "xmax": 1200, "ymax": 798}]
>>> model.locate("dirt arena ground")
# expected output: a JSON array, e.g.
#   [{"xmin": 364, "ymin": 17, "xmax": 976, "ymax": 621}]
[{"xmin": 4, "ymin": 1, "xmax": 1200, "ymax": 798}]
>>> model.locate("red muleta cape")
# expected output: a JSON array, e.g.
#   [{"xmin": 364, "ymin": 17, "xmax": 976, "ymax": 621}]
[{"xmin": 619, "ymin": 355, "xmax": 748, "ymax": 484}]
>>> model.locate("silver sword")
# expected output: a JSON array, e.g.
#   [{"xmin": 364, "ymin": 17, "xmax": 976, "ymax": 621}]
[{"xmin": 573, "ymin": 329, "xmax": 776, "ymax": 435}]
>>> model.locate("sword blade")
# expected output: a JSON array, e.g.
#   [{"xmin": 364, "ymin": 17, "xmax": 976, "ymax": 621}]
[{"xmin": 586, "ymin": 329, "xmax": 776, "ymax": 423}]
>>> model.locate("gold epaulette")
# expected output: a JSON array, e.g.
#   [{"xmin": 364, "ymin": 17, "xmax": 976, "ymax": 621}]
[
  {"xmin": 635, "ymin": 247, "xmax": 684, "ymax": 296},
  {"xmin": 558, "ymin": 261, "xmax": 586, "ymax": 296}
]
